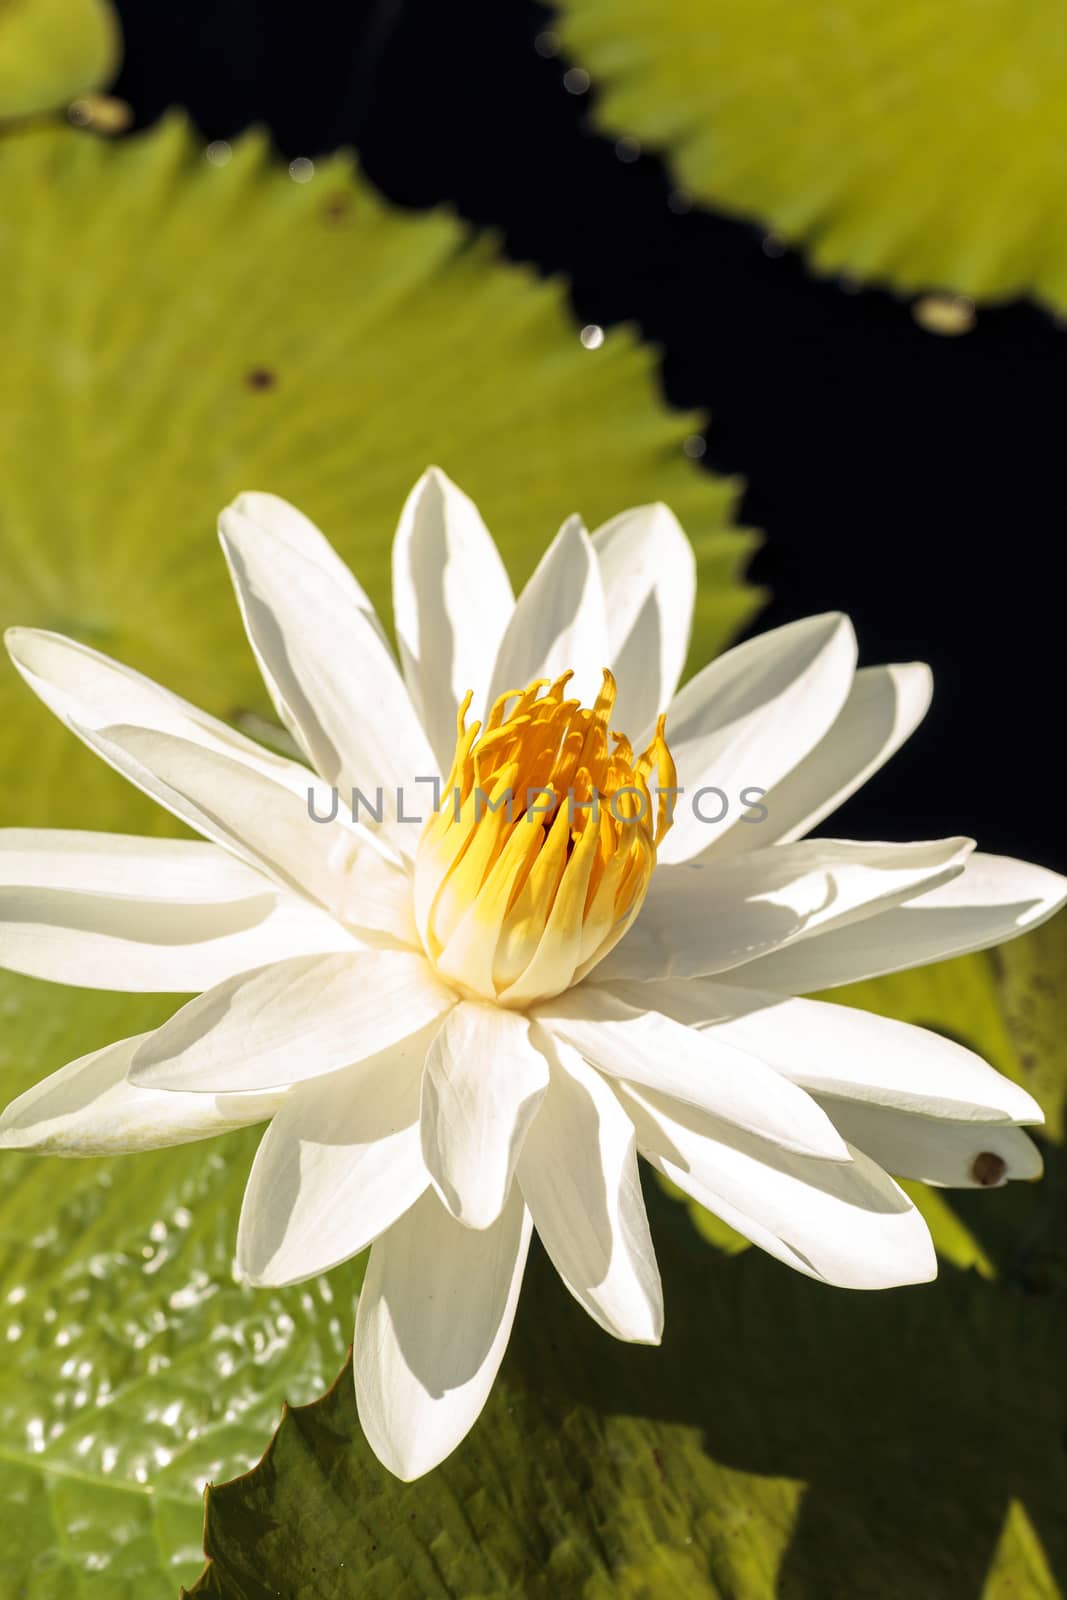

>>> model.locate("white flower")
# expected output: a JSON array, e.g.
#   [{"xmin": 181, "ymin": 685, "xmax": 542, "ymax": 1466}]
[{"xmin": 1, "ymin": 468, "xmax": 1063, "ymax": 1481}]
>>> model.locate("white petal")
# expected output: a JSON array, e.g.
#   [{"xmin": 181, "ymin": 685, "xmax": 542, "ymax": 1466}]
[
  {"xmin": 327, "ymin": 842, "xmax": 418, "ymax": 944},
  {"xmin": 487, "ymin": 515, "xmax": 609, "ymax": 710},
  {"xmin": 236, "ymin": 1026, "xmax": 436, "ymax": 1286},
  {"xmin": 517, "ymin": 1027, "xmax": 662, "ymax": 1343},
  {"xmin": 620, "ymin": 1083, "xmax": 937, "ymax": 1290},
  {"xmin": 71, "ymin": 723, "xmax": 407, "ymax": 935},
  {"xmin": 536, "ymin": 988, "xmax": 849, "ymax": 1159},
  {"xmin": 420, "ymin": 1003, "xmax": 549, "ymax": 1229},
  {"xmin": 0, "ymin": 1033, "xmax": 283, "ymax": 1156},
  {"xmin": 735, "ymin": 851, "xmax": 1067, "ymax": 993},
  {"xmin": 695, "ymin": 662, "xmax": 933, "ymax": 860},
  {"xmin": 606, "ymin": 979, "xmax": 1044, "ymax": 1125},
  {"xmin": 129, "ymin": 950, "xmax": 455, "ymax": 1093},
  {"xmin": 0, "ymin": 882, "xmax": 362, "ymax": 994},
  {"xmin": 4, "ymin": 627, "xmax": 308, "ymax": 795},
  {"xmin": 392, "ymin": 468, "xmax": 515, "ymax": 770},
  {"xmin": 0, "ymin": 830, "xmax": 269, "ymax": 899},
  {"xmin": 3, "ymin": 628, "xmax": 401, "ymax": 900},
  {"xmin": 657, "ymin": 613, "xmax": 858, "ymax": 864},
  {"xmin": 591, "ymin": 502, "xmax": 695, "ymax": 734},
  {"xmin": 225, "ymin": 491, "xmax": 385, "ymax": 632},
  {"xmin": 597, "ymin": 836, "xmax": 973, "ymax": 983},
  {"xmin": 219, "ymin": 498, "xmax": 435, "ymax": 856},
  {"xmin": 815, "ymin": 1098, "xmax": 1043, "ymax": 1188},
  {"xmin": 354, "ymin": 1184, "xmax": 532, "ymax": 1480},
  {"xmin": 0, "ymin": 829, "xmax": 361, "ymax": 992}
]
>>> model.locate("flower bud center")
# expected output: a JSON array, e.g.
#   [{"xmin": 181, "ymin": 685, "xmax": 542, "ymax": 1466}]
[{"xmin": 413, "ymin": 669, "xmax": 675, "ymax": 1006}]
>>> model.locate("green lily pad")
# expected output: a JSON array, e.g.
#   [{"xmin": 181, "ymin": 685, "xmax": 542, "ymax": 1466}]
[
  {"xmin": 186, "ymin": 917, "xmax": 1067, "ymax": 1597},
  {"xmin": 559, "ymin": 0, "xmax": 1067, "ymax": 310},
  {"xmin": 0, "ymin": 115, "xmax": 753, "ymax": 1593},
  {"xmin": 0, "ymin": 0, "xmax": 119, "ymax": 121},
  {"xmin": 0, "ymin": 979, "xmax": 367, "ymax": 1598}
]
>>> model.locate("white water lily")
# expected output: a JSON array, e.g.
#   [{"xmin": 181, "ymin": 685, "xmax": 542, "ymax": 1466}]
[{"xmin": 1, "ymin": 468, "xmax": 1063, "ymax": 1481}]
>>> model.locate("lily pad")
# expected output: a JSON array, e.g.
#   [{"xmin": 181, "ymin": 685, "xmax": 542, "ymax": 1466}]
[
  {"xmin": 0, "ymin": 979, "xmax": 367, "ymax": 1597},
  {"xmin": 0, "ymin": 116, "xmax": 754, "ymax": 836},
  {"xmin": 0, "ymin": 0, "xmax": 120, "ymax": 121},
  {"xmin": 187, "ymin": 917, "xmax": 1067, "ymax": 1597},
  {"xmin": 559, "ymin": 0, "xmax": 1067, "ymax": 310},
  {"xmin": 0, "ymin": 115, "xmax": 752, "ymax": 1592}
]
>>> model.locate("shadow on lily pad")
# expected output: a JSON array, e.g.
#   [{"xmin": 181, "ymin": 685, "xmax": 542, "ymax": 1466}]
[{"xmin": 188, "ymin": 1161, "xmax": 1067, "ymax": 1599}]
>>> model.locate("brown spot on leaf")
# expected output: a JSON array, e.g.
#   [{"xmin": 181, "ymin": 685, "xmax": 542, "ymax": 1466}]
[
  {"xmin": 245, "ymin": 366, "xmax": 277, "ymax": 391},
  {"xmin": 972, "ymin": 1151, "xmax": 1007, "ymax": 1187}
]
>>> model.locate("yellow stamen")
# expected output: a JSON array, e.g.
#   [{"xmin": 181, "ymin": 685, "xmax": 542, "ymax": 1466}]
[{"xmin": 413, "ymin": 670, "xmax": 676, "ymax": 1005}]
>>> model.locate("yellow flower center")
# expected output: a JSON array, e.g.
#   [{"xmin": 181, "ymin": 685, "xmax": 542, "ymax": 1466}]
[{"xmin": 413, "ymin": 669, "xmax": 675, "ymax": 1006}]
